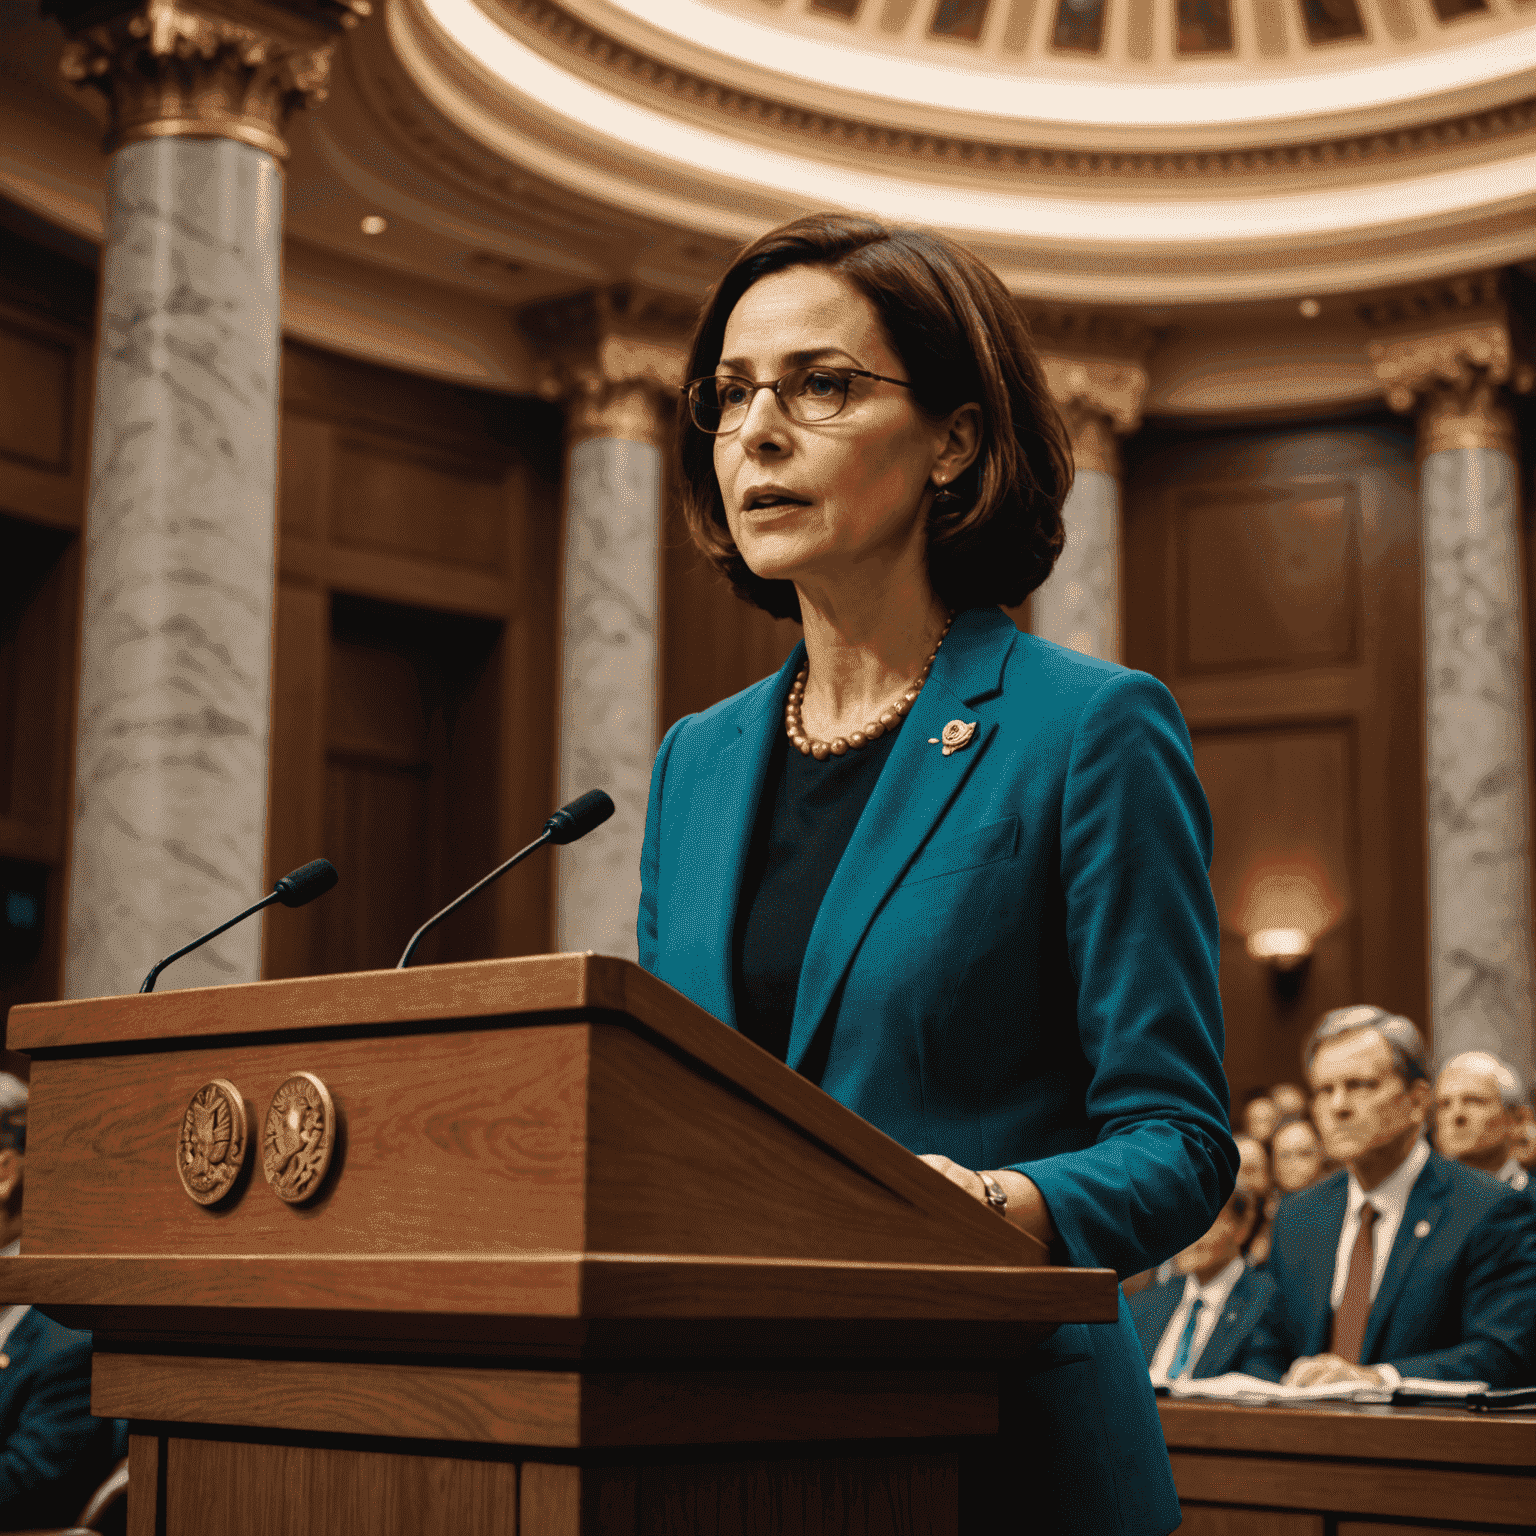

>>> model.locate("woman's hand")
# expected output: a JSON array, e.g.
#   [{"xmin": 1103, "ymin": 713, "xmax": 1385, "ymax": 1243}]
[{"xmin": 919, "ymin": 1154, "xmax": 1057, "ymax": 1261}]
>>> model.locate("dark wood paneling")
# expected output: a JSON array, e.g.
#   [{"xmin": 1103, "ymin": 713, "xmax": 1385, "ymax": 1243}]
[
  {"xmin": 0, "ymin": 316, "xmax": 72, "ymax": 473},
  {"xmin": 1177, "ymin": 484, "xmax": 1360, "ymax": 674},
  {"xmin": 270, "ymin": 343, "xmax": 563, "ymax": 975},
  {"xmin": 1125, "ymin": 420, "xmax": 1425, "ymax": 1097},
  {"xmin": 127, "ymin": 1433, "xmax": 160, "ymax": 1536},
  {"xmin": 164, "ymin": 1437, "xmax": 518, "ymax": 1536}
]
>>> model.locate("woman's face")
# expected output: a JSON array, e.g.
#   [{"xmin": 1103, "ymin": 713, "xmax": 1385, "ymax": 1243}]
[
  {"xmin": 1272, "ymin": 1119, "xmax": 1325, "ymax": 1193},
  {"xmin": 712, "ymin": 266, "xmax": 967, "ymax": 597},
  {"xmin": 1242, "ymin": 1096, "xmax": 1280, "ymax": 1142}
]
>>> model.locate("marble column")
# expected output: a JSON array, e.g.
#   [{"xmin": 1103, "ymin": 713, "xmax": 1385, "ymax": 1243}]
[
  {"xmin": 1370, "ymin": 321, "xmax": 1536, "ymax": 1081},
  {"xmin": 52, "ymin": 0, "xmax": 367, "ymax": 995},
  {"xmin": 523, "ymin": 306, "xmax": 687, "ymax": 959},
  {"xmin": 1033, "ymin": 355, "xmax": 1147, "ymax": 662}
]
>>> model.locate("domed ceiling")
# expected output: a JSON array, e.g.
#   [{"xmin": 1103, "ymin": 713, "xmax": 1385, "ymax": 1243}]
[{"xmin": 377, "ymin": 0, "xmax": 1536, "ymax": 301}]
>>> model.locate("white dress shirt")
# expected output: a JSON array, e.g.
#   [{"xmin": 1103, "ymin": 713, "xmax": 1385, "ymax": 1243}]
[
  {"xmin": 1327, "ymin": 1136, "xmax": 1430, "ymax": 1383},
  {"xmin": 1149, "ymin": 1256, "xmax": 1247, "ymax": 1382},
  {"xmin": 1496, "ymin": 1157, "xmax": 1529, "ymax": 1192}
]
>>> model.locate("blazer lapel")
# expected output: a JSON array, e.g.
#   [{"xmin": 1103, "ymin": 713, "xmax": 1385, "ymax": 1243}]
[
  {"xmin": 784, "ymin": 608, "xmax": 1017, "ymax": 1073},
  {"xmin": 1200, "ymin": 1271, "xmax": 1266, "ymax": 1377},
  {"xmin": 679, "ymin": 642, "xmax": 804, "ymax": 1027},
  {"xmin": 1301, "ymin": 1175, "xmax": 1349, "ymax": 1356},
  {"xmin": 1362, "ymin": 1156, "xmax": 1447, "ymax": 1364}
]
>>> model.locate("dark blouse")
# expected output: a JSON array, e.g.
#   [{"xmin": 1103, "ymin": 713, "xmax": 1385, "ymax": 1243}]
[{"xmin": 731, "ymin": 714, "xmax": 900, "ymax": 1061}]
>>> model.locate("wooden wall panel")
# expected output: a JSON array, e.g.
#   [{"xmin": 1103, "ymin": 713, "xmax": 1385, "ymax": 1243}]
[
  {"xmin": 1178, "ymin": 484, "xmax": 1360, "ymax": 673},
  {"xmin": 1125, "ymin": 420, "xmax": 1424, "ymax": 1100},
  {"xmin": 268, "ymin": 343, "xmax": 564, "ymax": 976},
  {"xmin": 0, "ymin": 223, "xmax": 92, "ymax": 1020}
]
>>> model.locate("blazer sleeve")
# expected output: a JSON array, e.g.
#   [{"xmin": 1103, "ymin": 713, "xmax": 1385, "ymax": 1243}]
[
  {"xmin": 637, "ymin": 714, "xmax": 690, "ymax": 973},
  {"xmin": 0, "ymin": 1324, "xmax": 101, "ymax": 1510},
  {"xmin": 1012, "ymin": 669, "xmax": 1238, "ymax": 1278},
  {"xmin": 1385, "ymin": 1191, "xmax": 1536, "ymax": 1388}
]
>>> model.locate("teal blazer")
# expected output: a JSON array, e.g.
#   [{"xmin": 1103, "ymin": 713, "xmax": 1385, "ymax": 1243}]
[{"xmin": 639, "ymin": 605, "xmax": 1236, "ymax": 1536}]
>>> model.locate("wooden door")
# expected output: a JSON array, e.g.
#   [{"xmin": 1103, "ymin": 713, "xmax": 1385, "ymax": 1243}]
[{"xmin": 1124, "ymin": 419, "xmax": 1426, "ymax": 1101}]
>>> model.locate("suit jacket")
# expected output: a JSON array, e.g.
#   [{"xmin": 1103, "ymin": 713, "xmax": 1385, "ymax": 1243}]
[
  {"xmin": 0, "ymin": 1309, "xmax": 122, "ymax": 1531},
  {"xmin": 1236, "ymin": 1152, "xmax": 1536, "ymax": 1387},
  {"xmin": 639, "ymin": 606, "xmax": 1238, "ymax": 1536},
  {"xmin": 1128, "ymin": 1266, "xmax": 1279, "ymax": 1379}
]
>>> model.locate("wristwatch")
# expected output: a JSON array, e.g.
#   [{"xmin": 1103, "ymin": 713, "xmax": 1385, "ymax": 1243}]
[{"xmin": 978, "ymin": 1171, "xmax": 1009, "ymax": 1218}]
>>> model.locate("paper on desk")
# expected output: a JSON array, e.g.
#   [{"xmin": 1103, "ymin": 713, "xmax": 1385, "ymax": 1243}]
[{"xmin": 1165, "ymin": 1374, "xmax": 1488, "ymax": 1405}]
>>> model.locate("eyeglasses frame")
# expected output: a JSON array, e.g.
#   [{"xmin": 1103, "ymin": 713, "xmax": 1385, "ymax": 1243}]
[{"xmin": 682, "ymin": 365, "xmax": 913, "ymax": 435}]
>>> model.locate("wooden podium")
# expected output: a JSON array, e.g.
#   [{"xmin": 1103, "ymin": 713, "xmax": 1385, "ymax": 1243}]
[{"xmin": 0, "ymin": 954, "xmax": 1116, "ymax": 1535}]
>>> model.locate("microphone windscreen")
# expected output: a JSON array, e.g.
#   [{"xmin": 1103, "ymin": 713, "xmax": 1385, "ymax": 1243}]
[
  {"xmin": 272, "ymin": 858, "xmax": 340, "ymax": 908},
  {"xmin": 543, "ymin": 789, "xmax": 615, "ymax": 846}
]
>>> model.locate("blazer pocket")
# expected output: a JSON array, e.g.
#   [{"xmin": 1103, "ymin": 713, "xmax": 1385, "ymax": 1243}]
[{"xmin": 899, "ymin": 816, "xmax": 1019, "ymax": 887}]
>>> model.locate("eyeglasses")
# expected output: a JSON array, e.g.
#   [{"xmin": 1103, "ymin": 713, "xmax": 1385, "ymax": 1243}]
[{"xmin": 684, "ymin": 366, "xmax": 911, "ymax": 435}]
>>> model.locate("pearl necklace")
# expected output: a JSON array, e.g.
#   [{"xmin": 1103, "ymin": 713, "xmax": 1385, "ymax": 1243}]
[{"xmin": 785, "ymin": 618, "xmax": 953, "ymax": 761}]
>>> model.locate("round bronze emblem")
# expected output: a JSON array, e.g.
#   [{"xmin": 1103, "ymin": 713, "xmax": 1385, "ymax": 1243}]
[
  {"xmin": 262, "ymin": 1071, "xmax": 336, "ymax": 1204},
  {"xmin": 177, "ymin": 1079, "xmax": 248, "ymax": 1206}
]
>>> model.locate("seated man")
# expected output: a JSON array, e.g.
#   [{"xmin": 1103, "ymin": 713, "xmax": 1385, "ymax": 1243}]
[
  {"xmin": 1435, "ymin": 1051, "xmax": 1530, "ymax": 1192},
  {"xmin": 0, "ymin": 1075, "xmax": 124, "ymax": 1531},
  {"xmin": 1128, "ymin": 1188, "xmax": 1277, "ymax": 1383},
  {"xmin": 1236, "ymin": 1008, "xmax": 1536, "ymax": 1389}
]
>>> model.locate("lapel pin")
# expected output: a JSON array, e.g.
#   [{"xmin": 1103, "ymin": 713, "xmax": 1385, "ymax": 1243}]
[
  {"xmin": 928, "ymin": 720, "xmax": 977, "ymax": 756},
  {"xmin": 1414, "ymin": 1219, "xmax": 1431, "ymax": 1239}
]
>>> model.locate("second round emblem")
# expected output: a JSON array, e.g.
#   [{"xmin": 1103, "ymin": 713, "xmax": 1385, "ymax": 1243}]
[{"xmin": 262, "ymin": 1071, "xmax": 336, "ymax": 1204}]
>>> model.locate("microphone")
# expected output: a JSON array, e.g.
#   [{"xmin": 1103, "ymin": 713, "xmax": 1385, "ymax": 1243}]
[
  {"xmin": 395, "ymin": 789, "xmax": 614, "ymax": 970},
  {"xmin": 140, "ymin": 858, "xmax": 339, "ymax": 994}
]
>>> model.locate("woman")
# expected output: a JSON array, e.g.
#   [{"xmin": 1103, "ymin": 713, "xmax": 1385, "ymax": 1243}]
[{"xmin": 638, "ymin": 215, "xmax": 1236, "ymax": 1536}]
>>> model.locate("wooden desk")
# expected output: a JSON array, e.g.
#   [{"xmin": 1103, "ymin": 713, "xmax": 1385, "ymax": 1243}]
[{"xmin": 1160, "ymin": 1400, "xmax": 1536, "ymax": 1535}]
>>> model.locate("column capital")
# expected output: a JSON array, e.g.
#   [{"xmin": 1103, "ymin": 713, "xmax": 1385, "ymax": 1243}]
[
  {"xmin": 47, "ymin": 0, "xmax": 369, "ymax": 159},
  {"xmin": 1038, "ymin": 353, "xmax": 1149, "ymax": 476},
  {"xmin": 520, "ymin": 284, "xmax": 691, "ymax": 450},
  {"xmin": 1360, "ymin": 273, "xmax": 1532, "ymax": 458}
]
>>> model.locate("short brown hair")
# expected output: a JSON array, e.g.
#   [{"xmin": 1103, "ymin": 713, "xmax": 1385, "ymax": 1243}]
[{"xmin": 675, "ymin": 215, "xmax": 1072, "ymax": 621}]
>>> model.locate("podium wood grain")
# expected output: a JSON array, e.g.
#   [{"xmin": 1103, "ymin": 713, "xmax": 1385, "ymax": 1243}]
[{"xmin": 4, "ymin": 956, "xmax": 1114, "ymax": 1534}]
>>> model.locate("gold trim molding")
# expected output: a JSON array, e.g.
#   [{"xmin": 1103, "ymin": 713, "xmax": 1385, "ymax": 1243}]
[
  {"xmin": 493, "ymin": 0, "xmax": 1536, "ymax": 187},
  {"xmin": 1367, "ymin": 323, "xmax": 1530, "ymax": 458},
  {"xmin": 56, "ymin": 0, "xmax": 371, "ymax": 159},
  {"xmin": 1041, "ymin": 354, "xmax": 1149, "ymax": 477},
  {"xmin": 522, "ymin": 285, "xmax": 690, "ymax": 449}
]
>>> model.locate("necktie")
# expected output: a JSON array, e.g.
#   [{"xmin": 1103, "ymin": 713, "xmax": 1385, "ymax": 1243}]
[
  {"xmin": 1330, "ymin": 1201, "xmax": 1379, "ymax": 1363},
  {"xmin": 1168, "ymin": 1296, "xmax": 1204, "ymax": 1379}
]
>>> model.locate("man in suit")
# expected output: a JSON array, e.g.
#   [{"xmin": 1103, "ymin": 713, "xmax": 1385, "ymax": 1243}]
[
  {"xmin": 1129, "ymin": 1187, "xmax": 1277, "ymax": 1382},
  {"xmin": 1435, "ymin": 1051, "xmax": 1531, "ymax": 1192},
  {"xmin": 0, "ymin": 1075, "xmax": 124, "ymax": 1530},
  {"xmin": 1236, "ymin": 1007, "xmax": 1536, "ymax": 1388}
]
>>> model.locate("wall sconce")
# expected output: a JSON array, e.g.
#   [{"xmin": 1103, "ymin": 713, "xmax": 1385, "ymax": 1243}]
[
  {"xmin": 1246, "ymin": 926, "xmax": 1313, "ymax": 1001},
  {"xmin": 1246, "ymin": 927, "xmax": 1312, "ymax": 971}
]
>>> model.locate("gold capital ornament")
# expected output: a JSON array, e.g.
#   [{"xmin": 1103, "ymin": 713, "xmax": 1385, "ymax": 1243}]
[
  {"xmin": 54, "ymin": 0, "xmax": 371, "ymax": 159},
  {"xmin": 1039, "ymin": 353, "xmax": 1149, "ymax": 477},
  {"xmin": 1367, "ymin": 322, "xmax": 1531, "ymax": 460},
  {"xmin": 520, "ymin": 285, "xmax": 692, "ymax": 450}
]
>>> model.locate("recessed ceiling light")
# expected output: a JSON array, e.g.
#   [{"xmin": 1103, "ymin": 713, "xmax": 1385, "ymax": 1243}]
[
  {"xmin": 360, "ymin": 215, "xmax": 388, "ymax": 236},
  {"xmin": 1298, "ymin": 298, "xmax": 1321, "ymax": 318}
]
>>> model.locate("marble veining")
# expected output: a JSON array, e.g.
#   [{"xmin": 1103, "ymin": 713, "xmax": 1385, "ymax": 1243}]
[
  {"xmin": 555, "ymin": 435, "xmax": 662, "ymax": 959},
  {"xmin": 1421, "ymin": 445, "xmax": 1535, "ymax": 1081},
  {"xmin": 65, "ymin": 137, "xmax": 283, "ymax": 998},
  {"xmin": 1031, "ymin": 467, "xmax": 1121, "ymax": 661}
]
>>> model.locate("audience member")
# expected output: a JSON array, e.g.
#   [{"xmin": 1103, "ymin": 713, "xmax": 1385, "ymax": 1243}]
[
  {"xmin": 1435, "ymin": 1052, "xmax": 1530, "ymax": 1191},
  {"xmin": 1236, "ymin": 1007, "xmax": 1536, "ymax": 1388},
  {"xmin": 1516, "ymin": 1103, "xmax": 1536, "ymax": 1173},
  {"xmin": 1233, "ymin": 1135, "xmax": 1275, "ymax": 1265},
  {"xmin": 1129, "ymin": 1189, "xmax": 1277, "ymax": 1383},
  {"xmin": 1271, "ymin": 1116, "xmax": 1327, "ymax": 1195},
  {"xmin": 1239, "ymin": 1094, "xmax": 1280, "ymax": 1144},
  {"xmin": 0, "ymin": 1075, "xmax": 124, "ymax": 1530},
  {"xmin": 1270, "ymin": 1083, "xmax": 1309, "ymax": 1121}
]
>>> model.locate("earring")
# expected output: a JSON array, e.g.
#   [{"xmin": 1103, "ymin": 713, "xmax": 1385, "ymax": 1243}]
[{"xmin": 932, "ymin": 477, "xmax": 961, "ymax": 506}]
